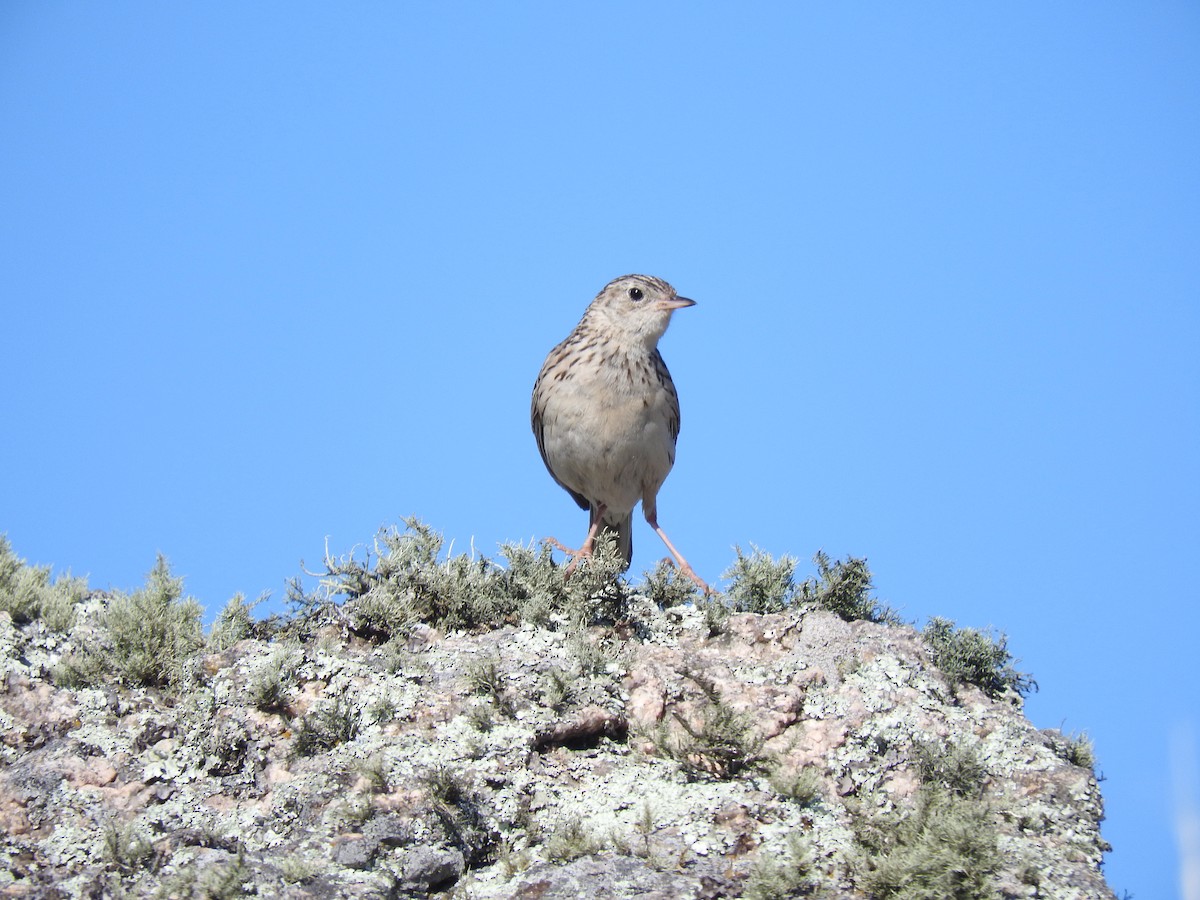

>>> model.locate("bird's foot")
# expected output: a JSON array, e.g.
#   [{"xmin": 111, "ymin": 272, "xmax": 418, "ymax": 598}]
[
  {"xmin": 667, "ymin": 558, "xmax": 712, "ymax": 596},
  {"xmin": 546, "ymin": 536, "xmax": 593, "ymax": 578},
  {"xmin": 648, "ymin": 520, "xmax": 712, "ymax": 596}
]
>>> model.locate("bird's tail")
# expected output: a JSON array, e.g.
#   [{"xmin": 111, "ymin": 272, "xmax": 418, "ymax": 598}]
[{"xmin": 596, "ymin": 510, "xmax": 633, "ymax": 570}]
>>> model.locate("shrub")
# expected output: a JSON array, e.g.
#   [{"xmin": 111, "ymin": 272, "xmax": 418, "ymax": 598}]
[
  {"xmin": 0, "ymin": 535, "xmax": 88, "ymax": 631},
  {"xmin": 913, "ymin": 739, "xmax": 987, "ymax": 798},
  {"xmin": 55, "ymin": 555, "xmax": 202, "ymax": 689},
  {"xmin": 744, "ymin": 834, "xmax": 818, "ymax": 900},
  {"xmin": 208, "ymin": 593, "xmax": 261, "ymax": 650},
  {"xmin": 722, "ymin": 545, "xmax": 797, "ymax": 613},
  {"xmin": 1048, "ymin": 730, "xmax": 1096, "ymax": 770},
  {"xmin": 665, "ymin": 673, "xmax": 763, "ymax": 780},
  {"xmin": 99, "ymin": 555, "xmax": 203, "ymax": 687},
  {"xmin": 721, "ymin": 546, "xmax": 897, "ymax": 623},
  {"xmin": 798, "ymin": 550, "xmax": 899, "ymax": 624},
  {"xmin": 769, "ymin": 764, "xmax": 824, "ymax": 808},
  {"xmin": 858, "ymin": 788, "xmax": 1000, "ymax": 900},
  {"xmin": 922, "ymin": 617, "xmax": 1036, "ymax": 699},
  {"xmin": 639, "ymin": 559, "xmax": 700, "ymax": 608},
  {"xmin": 291, "ymin": 697, "xmax": 359, "ymax": 757},
  {"xmin": 247, "ymin": 641, "xmax": 303, "ymax": 712}
]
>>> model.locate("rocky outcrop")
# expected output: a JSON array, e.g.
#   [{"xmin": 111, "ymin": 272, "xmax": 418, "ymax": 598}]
[{"xmin": 0, "ymin": 588, "xmax": 1113, "ymax": 898}]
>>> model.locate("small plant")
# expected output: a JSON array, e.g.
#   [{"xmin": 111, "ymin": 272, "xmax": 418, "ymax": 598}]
[
  {"xmin": 721, "ymin": 547, "xmax": 896, "ymax": 624},
  {"xmin": 355, "ymin": 753, "xmax": 391, "ymax": 792},
  {"xmin": 667, "ymin": 673, "xmax": 764, "ymax": 780},
  {"xmin": 319, "ymin": 519, "xmax": 519, "ymax": 635},
  {"xmin": 722, "ymin": 545, "xmax": 797, "ymax": 613},
  {"xmin": 797, "ymin": 551, "xmax": 899, "ymax": 624},
  {"xmin": 247, "ymin": 642, "xmax": 303, "ymax": 712},
  {"xmin": 426, "ymin": 764, "xmax": 472, "ymax": 807},
  {"xmin": 541, "ymin": 666, "xmax": 577, "ymax": 711},
  {"xmin": 195, "ymin": 849, "xmax": 252, "ymax": 899},
  {"xmin": 496, "ymin": 539, "xmax": 566, "ymax": 625},
  {"xmin": 543, "ymin": 817, "xmax": 602, "ymax": 862},
  {"xmin": 633, "ymin": 802, "xmax": 657, "ymax": 858},
  {"xmin": 639, "ymin": 559, "xmax": 699, "ymax": 608},
  {"xmin": 1049, "ymin": 730, "xmax": 1096, "ymax": 770},
  {"xmin": 744, "ymin": 834, "xmax": 818, "ymax": 900},
  {"xmin": 466, "ymin": 704, "xmax": 495, "ymax": 732},
  {"xmin": 57, "ymin": 555, "xmax": 203, "ymax": 689},
  {"xmin": 769, "ymin": 764, "xmax": 824, "ymax": 808},
  {"xmin": 0, "ymin": 536, "xmax": 88, "ymax": 631},
  {"xmin": 52, "ymin": 650, "xmax": 110, "ymax": 688},
  {"xmin": 424, "ymin": 765, "xmax": 498, "ymax": 866},
  {"xmin": 857, "ymin": 787, "xmax": 1000, "ymax": 899},
  {"xmin": 208, "ymin": 593, "xmax": 259, "ymax": 651},
  {"xmin": 558, "ymin": 533, "xmax": 633, "ymax": 627},
  {"xmin": 465, "ymin": 655, "xmax": 516, "ymax": 717},
  {"xmin": 367, "ymin": 696, "xmax": 399, "ymax": 724},
  {"xmin": 329, "ymin": 793, "xmax": 375, "ymax": 828},
  {"xmin": 566, "ymin": 631, "xmax": 616, "ymax": 678},
  {"xmin": 698, "ymin": 591, "xmax": 730, "ymax": 637},
  {"xmin": 291, "ymin": 697, "xmax": 360, "ymax": 757},
  {"xmin": 913, "ymin": 739, "xmax": 987, "ymax": 798},
  {"xmin": 102, "ymin": 823, "xmax": 156, "ymax": 874},
  {"xmin": 922, "ymin": 617, "xmax": 1036, "ymax": 699},
  {"xmin": 279, "ymin": 856, "xmax": 320, "ymax": 884}
]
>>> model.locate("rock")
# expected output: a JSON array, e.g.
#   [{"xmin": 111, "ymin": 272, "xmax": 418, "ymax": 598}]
[
  {"xmin": 0, "ymin": 586, "xmax": 1116, "ymax": 899},
  {"xmin": 512, "ymin": 854, "xmax": 736, "ymax": 899},
  {"xmin": 398, "ymin": 845, "xmax": 464, "ymax": 893}
]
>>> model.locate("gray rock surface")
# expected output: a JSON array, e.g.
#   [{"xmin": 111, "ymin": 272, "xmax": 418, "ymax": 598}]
[{"xmin": 0, "ymin": 593, "xmax": 1115, "ymax": 898}]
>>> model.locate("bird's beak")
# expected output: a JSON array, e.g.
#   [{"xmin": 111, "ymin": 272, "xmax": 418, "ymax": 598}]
[{"xmin": 659, "ymin": 295, "xmax": 696, "ymax": 311}]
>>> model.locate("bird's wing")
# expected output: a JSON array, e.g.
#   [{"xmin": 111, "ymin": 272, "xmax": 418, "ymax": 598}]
[
  {"xmin": 652, "ymin": 349, "xmax": 682, "ymax": 444},
  {"xmin": 531, "ymin": 374, "xmax": 590, "ymax": 511}
]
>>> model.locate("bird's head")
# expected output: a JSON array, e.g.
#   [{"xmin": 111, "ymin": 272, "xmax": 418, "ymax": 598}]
[{"xmin": 584, "ymin": 274, "xmax": 696, "ymax": 348}]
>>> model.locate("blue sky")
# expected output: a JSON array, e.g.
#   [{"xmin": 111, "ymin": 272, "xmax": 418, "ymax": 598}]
[{"xmin": 2, "ymin": 4, "xmax": 1197, "ymax": 895}]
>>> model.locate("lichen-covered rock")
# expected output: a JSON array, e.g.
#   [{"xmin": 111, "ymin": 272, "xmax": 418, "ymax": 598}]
[{"xmin": 0, "ymin": 594, "xmax": 1114, "ymax": 899}]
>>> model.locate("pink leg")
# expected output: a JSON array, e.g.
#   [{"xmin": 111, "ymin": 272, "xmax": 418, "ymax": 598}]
[
  {"xmin": 647, "ymin": 515, "xmax": 711, "ymax": 594},
  {"xmin": 550, "ymin": 504, "xmax": 607, "ymax": 577}
]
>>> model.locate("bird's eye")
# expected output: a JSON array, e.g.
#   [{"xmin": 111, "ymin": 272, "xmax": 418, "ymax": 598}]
[{"xmin": 628, "ymin": 287, "xmax": 644, "ymax": 301}]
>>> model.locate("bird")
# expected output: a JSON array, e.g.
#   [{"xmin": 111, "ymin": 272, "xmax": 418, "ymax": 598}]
[{"xmin": 531, "ymin": 273, "xmax": 709, "ymax": 593}]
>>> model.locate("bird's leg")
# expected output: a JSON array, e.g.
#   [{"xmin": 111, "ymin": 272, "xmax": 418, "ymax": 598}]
[
  {"xmin": 551, "ymin": 504, "xmax": 607, "ymax": 577},
  {"xmin": 647, "ymin": 514, "xmax": 711, "ymax": 595}
]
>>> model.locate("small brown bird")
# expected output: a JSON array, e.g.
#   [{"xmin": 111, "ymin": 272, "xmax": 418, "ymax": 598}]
[{"xmin": 531, "ymin": 274, "xmax": 709, "ymax": 592}]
